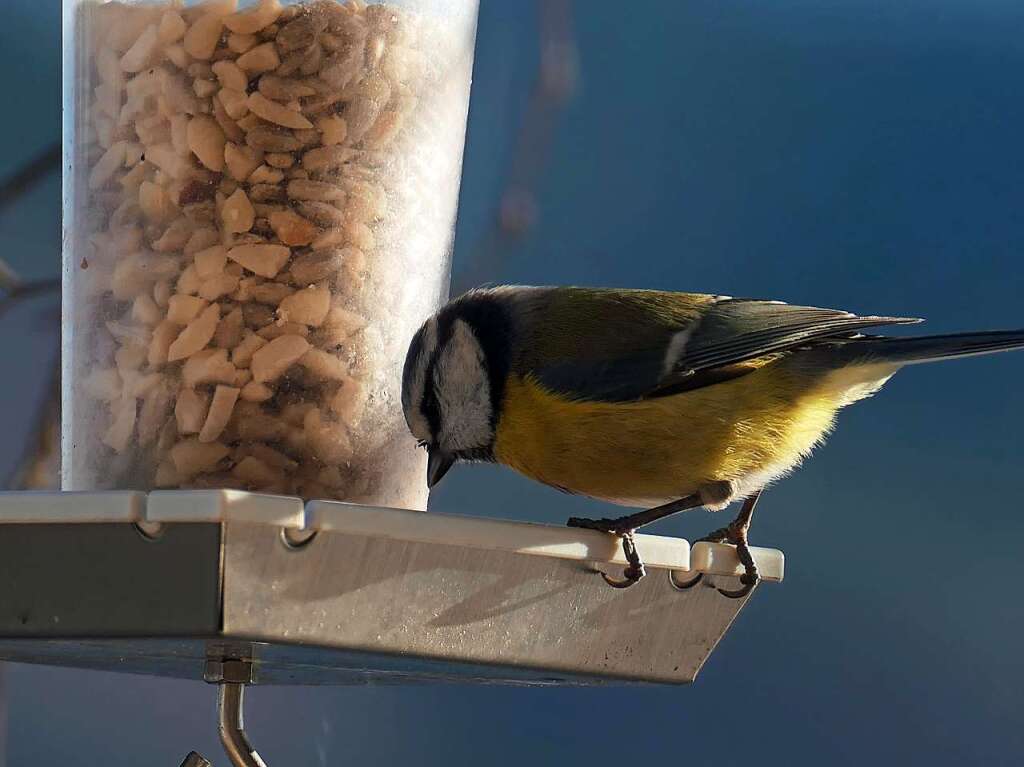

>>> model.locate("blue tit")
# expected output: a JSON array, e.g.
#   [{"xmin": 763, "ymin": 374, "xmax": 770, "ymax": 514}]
[{"xmin": 401, "ymin": 286, "xmax": 1024, "ymax": 595}]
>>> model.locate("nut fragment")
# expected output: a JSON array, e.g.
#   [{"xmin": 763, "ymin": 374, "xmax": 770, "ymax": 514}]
[
  {"xmin": 236, "ymin": 42, "xmax": 281, "ymax": 73},
  {"xmin": 194, "ymin": 245, "xmax": 228, "ymax": 278},
  {"xmin": 258, "ymin": 75, "xmax": 316, "ymax": 102},
  {"xmin": 167, "ymin": 294, "xmax": 208, "ymax": 325},
  {"xmin": 218, "ymin": 87, "xmax": 249, "ymax": 120},
  {"xmin": 316, "ymin": 115, "xmax": 347, "ymax": 146},
  {"xmin": 223, "ymin": 0, "xmax": 282, "ymax": 35},
  {"xmin": 224, "ymin": 142, "xmax": 262, "ymax": 181},
  {"xmin": 221, "ymin": 188, "xmax": 256, "ymax": 233},
  {"xmin": 211, "ymin": 59, "xmax": 248, "ymax": 92},
  {"xmin": 247, "ymin": 92, "xmax": 313, "ymax": 129},
  {"xmin": 182, "ymin": 348, "xmax": 238, "ymax": 388},
  {"xmin": 269, "ymin": 210, "xmax": 317, "ymax": 246},
  {"xmin": 176, "ymin": 388, "xmax": 211, "ymax": 434},
  {"xmin": 227, "ymin": 243, "xmax": 290, "ymax": 277},
  {"xmin": 170, "ymin": 438, "xmax": 229, "ymax": 479},
  {"xmin": 167, "ymin": 303, "xmax": 220, "ymax": 361},
  {"xmin": 158, "ymin": 10, "xmax": 187, "ymax": 45},
  {"xmin": 183, "ymin": 13, "xmax": 224, "ymax": 61},
  {"xmin": 215, "ymin": 306, "xmax": 245, "ymax": 348},
  {"xmin": 277, "ymin": 284, "xmax": 330, "ymax": 326},
  {"xmin": 187, "ymin": 116, "xmax": 227, "ymax": 171},
  {"xmin": 287, "ymin": 178, "xmax": 344, "ymax": 202},
  {"xmin": 231, "ymin": 330, "xmax": 266, "ymax": 367},
  {"xmin": 251, "ymin": 334, "xmax": 310, "ymax": 383},
  {"xmin": 299, "ymin": 348, "xmax": 348, "ymax": 381},
  {"xmin": 240, "ymin": 381, "xmax": 274, "ymax": 402},
  {"xmin": 302, "ymin": 145, "xmax": 356, "ymax": 173},
  {"xmin": 245, "ymin": 128, "xmax": 302, "ymax": 153},
  {"xmin": 198, "ymin": 385, "xmax": 240, "ymax": 442},
  {"xmin": 228, "ymin": 32, "xmax": 258, "ymax": 53}
]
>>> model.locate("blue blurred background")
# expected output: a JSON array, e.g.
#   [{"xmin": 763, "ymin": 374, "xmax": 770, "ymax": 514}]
[{"xmin": 2, "ymin": 0, "xmax": 1023, "ymax": 764}]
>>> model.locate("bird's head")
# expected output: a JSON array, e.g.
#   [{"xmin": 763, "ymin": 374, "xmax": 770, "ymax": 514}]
[{"xmin": 401, "ymin": 291, "xmax": 511, "ymax": 488}]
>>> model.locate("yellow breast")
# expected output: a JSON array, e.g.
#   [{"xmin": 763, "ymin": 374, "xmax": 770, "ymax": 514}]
[{"xmin": 493, "ymin": 360, "xmax": 897, "ymax": 507}]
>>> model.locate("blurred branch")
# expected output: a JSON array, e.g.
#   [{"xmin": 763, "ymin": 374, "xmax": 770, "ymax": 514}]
[
  {"xmin": 0, "ymin": 142, "xmax": 60, "ymax": 213},
  {"xmin": 453, "ymin": 0, "xmax": 577, "ymax": 292}
]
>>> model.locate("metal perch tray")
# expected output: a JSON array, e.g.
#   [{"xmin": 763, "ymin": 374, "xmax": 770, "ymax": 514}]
[{"xmin": 0, "ymin": 490, "xmax": 783, "ymax": 686}]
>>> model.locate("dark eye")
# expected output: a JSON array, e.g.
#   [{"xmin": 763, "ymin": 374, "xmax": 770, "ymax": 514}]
[{"xmin": 416, "ymin": 439, "xmax": 428, "ymax": 449}]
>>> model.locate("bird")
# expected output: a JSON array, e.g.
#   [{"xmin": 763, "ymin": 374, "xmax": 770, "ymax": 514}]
[{"xmin": 401, "ymin": 286, "xmax": 1024, "ymax": 597}]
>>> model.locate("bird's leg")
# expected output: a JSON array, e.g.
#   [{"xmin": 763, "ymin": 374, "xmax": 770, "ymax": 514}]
[
  {"xmin": 567, "ymin": 494, "xmax": 704, "ymax": 588},
  {"xmin": 670, "ymin": 490, "xmax": 762, "ymax": 598}
]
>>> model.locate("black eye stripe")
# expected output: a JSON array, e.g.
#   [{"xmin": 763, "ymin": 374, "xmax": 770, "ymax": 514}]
[{"xmin": 420, "ymin": 318, "xmax": 454, "ymax": 439}]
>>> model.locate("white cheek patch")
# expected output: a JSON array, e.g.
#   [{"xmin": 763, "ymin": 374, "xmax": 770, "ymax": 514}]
[{"xmin": 435, "ymin": 319, "xmax": 493, "ymax": 451}]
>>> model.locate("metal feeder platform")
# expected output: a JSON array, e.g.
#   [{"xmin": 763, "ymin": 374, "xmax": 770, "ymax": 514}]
[{"xmin": 0, "ymin": 490, "xmax": 784, "ymax": 765}]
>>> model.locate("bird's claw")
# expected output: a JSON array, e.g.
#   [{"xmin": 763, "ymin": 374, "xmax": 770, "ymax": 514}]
[
  {"xmin": 601, "ymin": 562, "xmax": 646, "ymax": 589},
  {"xmin": 668, "ymin": 570, "xmax": 703, "ymax": 590},
  {"xmin": 567, "ymin": 519, "xmax": 647, "ymax": 588},
  {"xmin": 717, "ymin": 572, "xmax": 759, "ymax": 599}
]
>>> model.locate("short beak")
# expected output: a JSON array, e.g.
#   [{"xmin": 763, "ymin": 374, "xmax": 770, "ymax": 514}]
[{"xmin": 426, "ymin": 448, "xmax": 455, "ymax": 488}]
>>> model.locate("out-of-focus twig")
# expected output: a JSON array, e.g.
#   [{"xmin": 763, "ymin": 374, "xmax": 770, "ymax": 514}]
[
  {"xmin": 0, "ymin": 142, "xmax": 60, "ymax": 213},
  {"xmin": 453, "ymin": 0, "xmax": 577, "ymax": 292}
]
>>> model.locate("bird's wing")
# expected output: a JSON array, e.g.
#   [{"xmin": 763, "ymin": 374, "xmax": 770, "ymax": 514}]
[{"xmin": 514, "ymin": 288, "xmax": 920, "ymax": 402}]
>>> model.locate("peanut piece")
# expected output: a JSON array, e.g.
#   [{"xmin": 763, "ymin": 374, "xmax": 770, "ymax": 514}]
[
  {"xmin": 246, "ymin": 92, "xmax": 313, "ymax": 129},
  {"xmin": 215, "ymin": 307, "xmax": 245, "ymax": 348},
  {"xmin": 218, "ymin": 88, "xmax": 249, "ymax": 120},
  {"xmin": 240, "ymin": 381, "xmax": 274, "ymax": 402},
  {"xmin": 158, "ymin": 11, "xmax": 187, "ymax": 45},
  {"xmin": 167, "ymin": 303, "xmax": 220, "ymax": 361},
  {"xmin": 183, "ymin": 14, "xmax": 224, "ymax": 61},
  {"xmin": 316, "ymin": 115, "xmax": 347, "ymax": 146},
  {"xmin": 194, "ymin": 244, "xmax": 228, "ymax": 278},
  {"xmin": 182, "ymin": 348, "xmax": 238, "ymax": 388},
  {"xmin": 120, "ymin": 24, "xmax": 159, "ymax": 73},
  {"xmin": 277, "ymin": 284, "xmax": 330, "ymax": 326},
  {"xmin": 269, "ymin": 210, "xmax": 317, "ymax": 246},
  {"xmin": 176, "ymin": 388, "xmax": 211, "ymax": 434},
  {"xmin": 236, "ymin": 42, "xmax": 280, "ymax": 73},
  {"xmin": 148, "ymin": 320, "xmax": 179, "ymax": 366},
  {"xmin": 231, "ymin": 330, "xmax": 266, "ymax": 367},
  {"xmin": 166, "ymin": 294, "xmax": 208, "ymax": 325},
  {"xmin": 299, "ymin": 348, "xmax": 348, "ymax": 381},
  {"xmin": 227, "ymin": 243, "xmax": 290, "ymax": 277},
  {"xmin": 103, "ymin": 399, "xmax": 138, "ymax": 453},
  {"xmin": 287, "ymin": 178, "xmax": 344, "ymax": 202},
  {"xmin": 198, "ymin": 385, "xmax": 240, "ymax": 442},
  {"xmin": 228, "ymin": 32, "xmax": 258, "ymax": 53},
  {"xmin": 224, "ymin": 0, "xmax": 282, "ymax": 35},
  {"xmin": 187, "ymin": 116, "xmax": 227, "ymax": 172},
  {"xmin": 224, "ymin": 142, "xmax": 262, "ymax": 182},
  {"xmin": 221, "ymin": 188, "xmax": 255, "ymax": 233},
  {"xmin": 251, "ymin": 334, "xmax": 310, "ymax": 382},
  {"xmin": 170, "ymin": 438, "xmax": 229, "ymax": 478}
]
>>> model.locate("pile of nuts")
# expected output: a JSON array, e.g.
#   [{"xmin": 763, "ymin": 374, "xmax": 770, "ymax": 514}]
[{"xmin": 78, "ymin": 0, "xmax": 427, "ymax": 500}]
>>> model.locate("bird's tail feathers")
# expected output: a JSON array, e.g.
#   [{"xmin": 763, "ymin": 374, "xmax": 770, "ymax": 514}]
[{"xmin": 844, "ymin": 329, "xmax": 1024, "ymax": 366}]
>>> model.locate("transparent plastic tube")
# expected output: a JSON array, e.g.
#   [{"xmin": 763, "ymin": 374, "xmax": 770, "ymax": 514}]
[{"xmin": 61, "ymin": 0, "xmax": 478, "ymax": 509}]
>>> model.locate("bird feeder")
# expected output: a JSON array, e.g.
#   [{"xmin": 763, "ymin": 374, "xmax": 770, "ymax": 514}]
[{"xmin": 0, "ymin": 0, "xmax": 786, "ymax": 764}]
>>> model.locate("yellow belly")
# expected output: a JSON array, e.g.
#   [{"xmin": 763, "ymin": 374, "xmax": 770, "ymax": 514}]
[{"xmin": 492, "ymin": 360, "xmax": 896, "ymax": 507}]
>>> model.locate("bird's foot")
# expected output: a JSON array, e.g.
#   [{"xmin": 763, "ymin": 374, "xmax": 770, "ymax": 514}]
[
  {"xmin": 567, "ymin": 517, "xmax": 646, "ymax": 588},
  {"xmin": 668, "ymin": 520, "xmax": 760, "ymax": 599}
]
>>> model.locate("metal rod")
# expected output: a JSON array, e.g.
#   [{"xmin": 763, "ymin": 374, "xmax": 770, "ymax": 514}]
[{"xmin": 217, "ymin": 683, "xmax": 268, "ymax": 767}]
